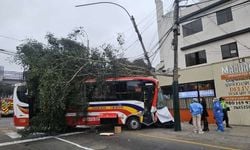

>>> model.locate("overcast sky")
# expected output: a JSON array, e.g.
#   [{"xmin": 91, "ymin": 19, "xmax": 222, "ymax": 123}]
[{"xmin": 0, "ymin": 0, "xmax": 175, "ymax": 72}]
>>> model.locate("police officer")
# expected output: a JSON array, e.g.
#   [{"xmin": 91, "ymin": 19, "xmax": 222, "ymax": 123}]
[{"xmin": 220, "ymin": 97, "xmax": 232, "ymax": 128}]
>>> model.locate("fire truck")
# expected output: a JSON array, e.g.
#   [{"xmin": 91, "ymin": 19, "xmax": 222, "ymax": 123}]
[{"xmin": 0, "ymin": 98, "xmax": 14, "ymax": 116}]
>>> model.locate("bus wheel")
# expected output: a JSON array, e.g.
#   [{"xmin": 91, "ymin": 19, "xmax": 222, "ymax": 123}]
[{"xmin": 126, "ymin": 117, "xmax": 141, "ymax": 130}]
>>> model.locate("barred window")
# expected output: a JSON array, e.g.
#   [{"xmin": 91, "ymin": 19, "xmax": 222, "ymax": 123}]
[
  {"xmin": 221, "ymin": 42, "xmax": 238, "ymax": 60},
  {"xmin": 185, "ymin": 50, "xmax": 207, "ymax": 67},
  {"xmin": 182, "ymin": 19, "xmax": 203, "ymax": 37},
  {"xmin": 216, "ymin": 7, "xmax": 233, "ymax": 25}
]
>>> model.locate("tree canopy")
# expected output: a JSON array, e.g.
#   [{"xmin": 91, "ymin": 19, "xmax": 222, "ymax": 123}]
[{"xmin": 15, "ymin": 31, "xmax": 150, "ymax": 133}]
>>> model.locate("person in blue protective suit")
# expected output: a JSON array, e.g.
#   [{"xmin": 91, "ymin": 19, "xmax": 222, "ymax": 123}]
[
  {"xmin": 189, "ymin": 98, "xmax": 204, "ymax": 134},
  {"xmin": 213, "ymin": 98, "xmax": 224, "ymax": 132}
]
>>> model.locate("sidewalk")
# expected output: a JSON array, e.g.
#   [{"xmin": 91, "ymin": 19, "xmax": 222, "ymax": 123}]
[{"xmin": 138, "ymin": 122, "xmax": 250, "ymax": 150}]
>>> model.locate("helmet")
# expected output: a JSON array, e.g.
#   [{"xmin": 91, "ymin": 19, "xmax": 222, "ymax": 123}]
[
  {"xmin": 213, "ymin": 97, "xmax": 219, "ymax": 102},
  {"xmin": 219, "ymin": 97, "xmax": 225, "ymax": 101},
  {"xmin": 192, "ymin": 98, "xmax": 198, "ymax": 102}
]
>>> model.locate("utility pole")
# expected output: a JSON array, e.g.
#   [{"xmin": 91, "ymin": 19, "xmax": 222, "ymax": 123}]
[
  {"xmin": 76, "ymin": 2, "xmax": 152, "ymax": 73},
  {"xmin": 172, "ymin": 0, "xmax": 181, "ymax": 131},
  {"xmin": 130, "ymin": 16, "xmax": 152, "ymax": 72}
]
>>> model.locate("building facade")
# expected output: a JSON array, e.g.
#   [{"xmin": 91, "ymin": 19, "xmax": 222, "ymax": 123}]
[
  {"xmin": 0, "ymin": 66, "xmax": 3, "ymax": 82},
  {"xmin": 0, "ymin": 66, "xmax": 24, "ymax": 98},
  {"xmin": 155, "ymin": 0, "xmax": 250, "ymax": 125}
]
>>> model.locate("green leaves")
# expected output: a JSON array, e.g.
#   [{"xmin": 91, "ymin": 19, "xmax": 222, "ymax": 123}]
[{"xmin": 15, "ymin": 32, "xmax": 149, "ymax": 133}]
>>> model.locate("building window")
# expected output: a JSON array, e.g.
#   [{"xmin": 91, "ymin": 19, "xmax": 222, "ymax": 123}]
[
  {"xmin": 221, "ymin": 42, "xmax": 238, "ymax": 60},
  {"xmin": 216, "ymin": 7, "xmax": 233, "ymax": 25},
  {"xmin": 161, "ymin": 80, "xmax": 215, "ymax": 109},
  {"xmin": 182, "ymin": 18, "xmax": 203, "ymax": 37},
  {"xmin": 185, "ymin": 50, "xmax": 207, "ymax": 67}
]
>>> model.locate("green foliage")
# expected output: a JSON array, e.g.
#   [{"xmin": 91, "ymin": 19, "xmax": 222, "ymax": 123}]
[{"xmin": 15, "ymin": 31, "xmax": 150, "ymax": 133}]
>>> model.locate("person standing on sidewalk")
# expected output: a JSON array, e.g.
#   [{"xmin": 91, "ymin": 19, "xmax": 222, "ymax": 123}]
[
  {"xmin": 201, "ymin": 97, "xmax": 209, "ymax": 131},
  {"xmin": 189, "ymin": 98, "xmax": 204, "ymax": 134},
  {"xmin": 213, "ymin": 98, "xmax": 224, "ymax": 132},
  {"xmin": 219, "ymin": 97, "xmax": 232, "ymax": 128}
]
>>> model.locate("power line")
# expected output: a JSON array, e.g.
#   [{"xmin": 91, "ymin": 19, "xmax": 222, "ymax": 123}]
[
  {"xmin": 118, "ymin": 3, "xmax": 164, "ymax": 53},
  {"xmin": 150, "ymin": 0, "xmax": 175, "ymax": 53},
  {"xmin": 123, "ymin": 18, "xmax": 157, "ymax": 52},
  {"xmin": 180, "ymin": 0, "xmax": 250, "ymax": 23},
  {"xmin": 125, "ymin": 25, "xmax": 173, "ymax": 64},
  {"xmin": 150, "ymin": 26, "xmax": 174, "ymax": 53},
  {"xmin": 0, "ymin": 48, "xmax": 16, "ymax": 56},
  {"xmin": 76, "ymin": 2, "xmax": 153, "ymax": 71},
  {"xmin": 189, "ymin": 0, "xmax": 250, "ymax": 50},
  {"xmin": 122, "ymin": 1, "xmax": 173, "ymax": 62},
  {"xmin": 180, "ymin": 0, "xmax": 222, "ymax": 7},
  {"xmin": 147, "ymin": 26, "xmax": 173, "ymax": 68},
  {"xmin": 95, "ymin": 1, "xmax": 163, "ymax": 47},
  {"xmin": 96, "ymin": 1, "xmax": 165, "ymax": 55},
  {"xmin": 0, "ymin": 35, "xmax": 21, "ymax": 41}
]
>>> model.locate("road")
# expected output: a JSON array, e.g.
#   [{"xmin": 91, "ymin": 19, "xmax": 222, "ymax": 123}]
[
  {"xmin": 0, "ymin": 118, "xmax": 244, "ymax": 150},
  {"xmin": 0, "ymin": 130, "xmax": 224, "ymax": 150}
]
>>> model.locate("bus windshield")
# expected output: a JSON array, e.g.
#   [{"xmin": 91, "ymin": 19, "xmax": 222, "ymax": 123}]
[{"xmin": 157, "ymin": 89, "xmax": 167, "ymax": 109}]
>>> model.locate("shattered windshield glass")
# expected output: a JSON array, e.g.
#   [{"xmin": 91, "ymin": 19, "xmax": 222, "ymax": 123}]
[{"xmin": 157, "ymin": 89, "xmax": 167, "ymax": 109}]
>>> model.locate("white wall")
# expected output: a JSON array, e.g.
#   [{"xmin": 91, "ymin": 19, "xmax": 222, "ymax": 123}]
[
  {"xmin": 155, "ymin": 0, "xmax": 174, "ymax": 71},
  {"xmin": 155, "ymin": 0, "xmax": 250, "ymax": 70}
]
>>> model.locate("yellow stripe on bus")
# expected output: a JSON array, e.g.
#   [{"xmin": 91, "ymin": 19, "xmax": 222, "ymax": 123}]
[{"xmin": 88, "ymin": 106, "xmax": 139, "ymax": 114}]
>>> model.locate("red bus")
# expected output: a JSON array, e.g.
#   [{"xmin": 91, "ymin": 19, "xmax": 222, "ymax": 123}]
[{"xmin": 13, "ymin": 77, "xmax": 174, "ymax": 129}]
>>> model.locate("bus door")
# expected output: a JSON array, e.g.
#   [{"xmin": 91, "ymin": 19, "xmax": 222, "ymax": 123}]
[{"xmin": 142, "ymin": 82, "xmax": 154, "ymax": 125}]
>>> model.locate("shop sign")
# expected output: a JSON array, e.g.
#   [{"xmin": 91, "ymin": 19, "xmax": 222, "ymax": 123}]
[{"xmin": 221, "ymin": 62, "xmax": 250, "ymax": 109}]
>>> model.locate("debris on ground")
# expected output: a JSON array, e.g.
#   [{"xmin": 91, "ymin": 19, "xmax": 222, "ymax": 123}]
[{"xmin": 99, "ymin": 133, "xmax": 114, "ymax": 136}]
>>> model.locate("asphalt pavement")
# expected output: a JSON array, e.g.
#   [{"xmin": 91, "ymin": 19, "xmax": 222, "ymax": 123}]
[
  {"xmin": 0, "ymin": 117, "xmax": 17, "ymax": 143},
  {"xmin": 0, "ymin": 117, "xmax": 249, "ymax": 150}
]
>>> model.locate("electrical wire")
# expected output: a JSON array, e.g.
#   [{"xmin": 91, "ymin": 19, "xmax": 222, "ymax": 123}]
[
  {"xmin": 125, "ymin": 1, "xmax": 175, "ymax": 65},
  {"xmin": 0, "ymin": 49, "xmax": 16, "ymax": 56},
  {"xmin": 125, "ymin": 25, "xmax": 173, "ymax": 64},
  {"xmin": 0, "ymin": 35, "xmax": 21, "ymax": 41},
  {"xmin": 189, "ymin": 0, "xmax": 250, "ymax": 50},
  {"xmin": 121, "ymin": 3, "xmax": 164, "ymax": 52},
  {"xmin": 180, "ymin": 0, "xmax": 250, "ymax": 23},
  {"xmin": 95, "ymin": 1, "xmax": 162, "ymax": 47},
  {"xmin": 181, "ymin": 0, "xmax": 222, "ymax": 7}
]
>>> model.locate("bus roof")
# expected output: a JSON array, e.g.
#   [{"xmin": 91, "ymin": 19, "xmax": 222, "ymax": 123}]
[
  {"xmin": 85, "ymin": 76, "xmax": 158, "ymax": 84},
  {"xmin": 14, "ymin": 82, "xmax": 26, "ymax": 87}
]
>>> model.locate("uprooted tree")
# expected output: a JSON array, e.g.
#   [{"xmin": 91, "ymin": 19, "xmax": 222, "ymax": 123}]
[{"xmin": 15, "ymin": 31, "xmax": 150, "ymax": 133}]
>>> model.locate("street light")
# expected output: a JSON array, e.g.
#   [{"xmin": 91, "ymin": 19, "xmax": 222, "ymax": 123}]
[{"xmin": 76, "ymin": 2, "xmax": 153, "ymax": 72}]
